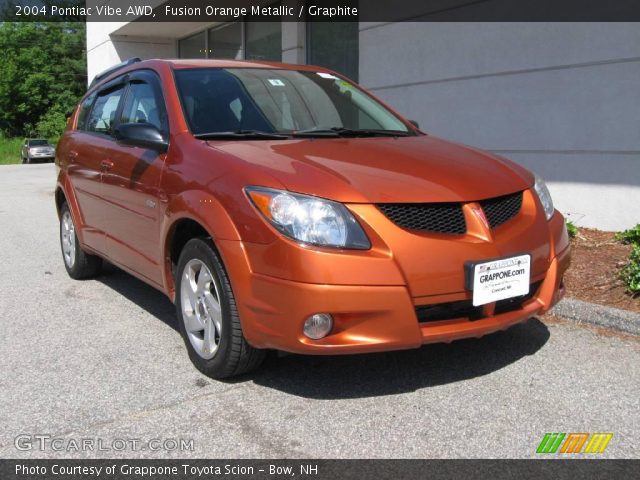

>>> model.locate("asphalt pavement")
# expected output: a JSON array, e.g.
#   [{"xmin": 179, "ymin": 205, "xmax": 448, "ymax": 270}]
[{"xmin": 0, "ymin": 164, "xmax": 638, "ymax": 459}]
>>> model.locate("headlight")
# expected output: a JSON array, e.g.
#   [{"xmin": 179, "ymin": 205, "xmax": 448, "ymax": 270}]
[
  {"xmin": 533, "ymin": 174, "xmax": 554, "ymax": 220},
  {"xmin": 245, "ymin": 186, "xmax": 370, "ymax": 249}
]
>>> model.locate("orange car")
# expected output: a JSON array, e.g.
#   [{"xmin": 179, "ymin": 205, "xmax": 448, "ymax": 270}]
[{"xmin": 55, "ymin": 59, "xmax": 570, "ymax": 378}]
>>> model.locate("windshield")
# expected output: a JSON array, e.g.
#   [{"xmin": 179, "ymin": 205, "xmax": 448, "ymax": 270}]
[
  {"xmin": 29, "ymin": 140, "xmax": 49, "ymax": 146},
  {"xmin": 174, "ymin": 68, "xmax": 413, "ymax": 137}
]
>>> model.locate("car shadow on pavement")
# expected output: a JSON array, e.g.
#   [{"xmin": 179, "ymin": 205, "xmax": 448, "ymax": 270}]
[
  {"xmin": 249, "ymin": 319, "xmax": 550, "ymax": 399},
  {"xmin": 95, "ymin": 264, "xmax": 550, "ymax": 399},
  {"xmin": 96, "ymin": 262, "xmax": 179, "ymax": 332}
]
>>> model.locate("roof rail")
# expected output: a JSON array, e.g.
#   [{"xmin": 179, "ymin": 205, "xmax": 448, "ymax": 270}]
[{"xmin": 89, "ymin": 58, "xmax": 141, "ymax": 89}]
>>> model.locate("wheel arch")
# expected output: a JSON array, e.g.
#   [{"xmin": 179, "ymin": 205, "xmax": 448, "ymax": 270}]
[
  {"xmin": 161, "ymin": 191, "xmax": 243, "ymax": 301},
  {"xmin": 55, "ymin": 186, "xmax": 66, "ymax": 217},
  {"xmin": 54, "ymin": 180, "xmax": 88, "ymax": 246}
]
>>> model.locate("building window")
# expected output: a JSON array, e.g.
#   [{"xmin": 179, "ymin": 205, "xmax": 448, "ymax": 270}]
[
  {"xmin": 307, "ymin": 22, "xmax": 359, "ymax": 81},
  {"xmin": 245, "ymin": 22, "xmax": 282, "ymax": 61},
  {"xmin": 208, "ymin": 22, "xmax": 243, "ymax": 59},
  {"xmin": 178, "ymin": 31, "xmax": 206, "ymax": 58},
  {"xmin": 177, "ymin": 17, "xmax": 282, "ymax": 62}
]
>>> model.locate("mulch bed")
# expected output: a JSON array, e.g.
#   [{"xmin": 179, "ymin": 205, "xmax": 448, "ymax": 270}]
[{"xmin": 563, "ymin": 228, "xmax": 639, "ymax": 314}]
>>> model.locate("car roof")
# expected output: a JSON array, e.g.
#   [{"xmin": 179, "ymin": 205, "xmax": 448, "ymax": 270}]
[
  {"xmin": 89, "ymin": 58, "xmax": 336, "ymax": 94},
  {"xmin": 166, "ymin": 59, "xmax": 330, "ymax": 72}
]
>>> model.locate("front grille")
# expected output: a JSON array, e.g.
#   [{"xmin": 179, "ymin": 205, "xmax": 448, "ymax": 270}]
[
  {"xmin": 377, "ymin": 203, "xmax": 466, "ymax": 234},
  {"xmin": 479, "ymin": 191, "xmax": 523, "ymax": 229},
  {"xmin": 377, "ymin": 191, "xmax": 523, "ymax": 235},
  {"xmin": 416, "ymin": 280, "xmax": 542, "ymax": 323}
]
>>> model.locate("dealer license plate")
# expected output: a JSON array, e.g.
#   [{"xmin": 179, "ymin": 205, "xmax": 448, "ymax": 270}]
[{"xmin": 469, "ymin": 254, "xmax": 531, "ymax": 306}]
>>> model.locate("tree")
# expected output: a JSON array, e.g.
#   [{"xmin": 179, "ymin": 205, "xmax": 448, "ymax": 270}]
[{"xmin": 0, "ymin": 21, "xmax": 86, "ymax": 138}]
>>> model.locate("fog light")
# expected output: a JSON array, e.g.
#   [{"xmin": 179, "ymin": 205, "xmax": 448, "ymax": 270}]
[{"xmin": 303, "ymin": 313, "xmax": 333, "ymax": 339}]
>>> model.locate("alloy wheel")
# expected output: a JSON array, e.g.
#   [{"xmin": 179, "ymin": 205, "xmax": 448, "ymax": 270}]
[
  {"xmin": 180, "ymin": 259, "xmax": 223, "ymax": 360},
  {"xmin": 61, "ymin": 211, "xmax": 76, "ymax": 268}
]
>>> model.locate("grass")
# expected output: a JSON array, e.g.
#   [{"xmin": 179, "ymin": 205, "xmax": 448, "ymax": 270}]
[
  {"xmin": 566, "ymin": 220, "xmax": 578, "ymax": 239},
  {"xmin": 0, "ymin": 137, "xmax": 25, "ymax": 165}
]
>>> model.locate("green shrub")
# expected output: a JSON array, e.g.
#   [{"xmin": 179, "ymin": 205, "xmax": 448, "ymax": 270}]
[
  {"xmin": 35, "ymin": 108, "xmax": 67, "ymax": 140},
  {"xmin": 566, "ymin": 220, "xmax": 578, "ymax": 239},
  {"xmin": 620, "ymin": 244, "xmax": 640, "ymax": 295},
  {"xmin": 615, "ymin": 224, "xmax": 640, "ymax": 245}
]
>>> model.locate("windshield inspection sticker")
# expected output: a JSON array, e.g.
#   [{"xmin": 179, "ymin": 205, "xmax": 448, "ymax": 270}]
[{"xmin": 268, "ymin": 79, "xmax": 285, "ymax": 86}]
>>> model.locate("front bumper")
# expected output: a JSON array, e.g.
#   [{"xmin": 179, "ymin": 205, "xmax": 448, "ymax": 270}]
[
  {"xmin": 219, "ymin": 210, "xmax": 570, "ymax": 354},
  {"xmin": 28, "ymin": 153, "xmax": 55, "ymax": 161}
]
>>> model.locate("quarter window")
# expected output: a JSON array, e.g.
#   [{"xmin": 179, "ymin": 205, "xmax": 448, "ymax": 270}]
[{"xmin": 86, "ymin": 87, "xmax": 124, "ymax": 135}]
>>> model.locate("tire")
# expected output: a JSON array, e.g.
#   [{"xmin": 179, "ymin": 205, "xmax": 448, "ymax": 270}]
[
  {"xmin": 25, "ymin": 156, "xmax": 31, "ymax": 164},
  {"xmin": 175, "ymin": 238, "xmax": 266, "ymax": 379},
  {"xmin": 59, "ymin": 202, "xmax": 102, "ymax": 279}
]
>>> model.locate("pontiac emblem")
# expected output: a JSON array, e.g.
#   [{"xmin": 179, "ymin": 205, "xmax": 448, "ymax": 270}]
[{"xmin": 472, "ymin": 206, "xmax": 490, "ymax": 229}]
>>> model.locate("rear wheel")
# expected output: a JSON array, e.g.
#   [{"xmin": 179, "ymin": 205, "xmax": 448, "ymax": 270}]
[
  {"xmin": 59, "ymin": 202, "xmax": 102, "ymax": 279},
  {"xmin": 176, "ymin": 238, "xmax": 265, "ymax": 379}
]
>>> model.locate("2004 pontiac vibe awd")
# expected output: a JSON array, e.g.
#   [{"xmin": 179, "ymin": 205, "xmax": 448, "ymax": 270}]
[{"xmin": 55, "ymin": 59, "xmax": 570, "ymax": 378}]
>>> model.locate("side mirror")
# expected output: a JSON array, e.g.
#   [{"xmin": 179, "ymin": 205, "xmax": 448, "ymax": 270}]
[
  {"xmin": 114, "ymin": 123, "xmax": 168, "ymax": 152},
  {"xmin": 409, "ymin": 120, "xmax": 420, "ymax": 129}
]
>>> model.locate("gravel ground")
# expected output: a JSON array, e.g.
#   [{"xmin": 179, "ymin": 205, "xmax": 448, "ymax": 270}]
[{"xmin": 0, "ymin": 164, "xmax": 638, "ymax": 459}]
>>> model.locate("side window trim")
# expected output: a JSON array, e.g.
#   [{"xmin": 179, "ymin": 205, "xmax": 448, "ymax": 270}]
[{"xmin": 78, "ymin": 69, "xmax": 168, "ymax": 139}]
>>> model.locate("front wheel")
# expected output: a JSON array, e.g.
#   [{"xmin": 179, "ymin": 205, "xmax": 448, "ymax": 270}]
[
  {"xmin": 59, "ymin": 202, "xmax": 102, "ymax": 279},
  {"xmin": 175, "ymin": 238, "xmax": 266, "ymax": 379}
]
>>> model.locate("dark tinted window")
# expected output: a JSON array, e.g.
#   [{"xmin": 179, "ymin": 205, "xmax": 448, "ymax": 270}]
[
  {"xmin": 245, "ymin": 21, "xmax": 281, "ymax": 61},
  {"xmin": 308, "ymin": 22, "xmax": 359, "ymax": 82},
  {"xmin": 179, "ymin": 31, "xmax": 206, "ymax": 58},
  {"xmin": 120, "ymin": 82, "xmax": 164, "ymax": 131},
  {"xmin": 208, "ymin": 22, "xmax": 243, "ymax": 59},
  {"xmin": 86, "ymin": 87, "xmax": 124, "ymax": 135},
  {"xmin": 76, "ymin": 92, "xmax": 96, "ymax": 131},
  {"xmin": 28, "ymin": 139, "xmax": 49, "ymax": 146}
]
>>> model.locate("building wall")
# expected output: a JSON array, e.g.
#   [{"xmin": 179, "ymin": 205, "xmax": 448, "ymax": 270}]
[
  {"xmin": 359, "ymin": 22, "xmax": 640, "ymax": 231},
  {"xmin": 86, "ymin": 20, "xmax": 639, "ymax": 231},
  {"xmin": 86, "ymin": 23, "xmax": 176, "ymax": 83},
  {"xmin": 86, "ymin": 22, "xmax": 305, "ymax": 83}
]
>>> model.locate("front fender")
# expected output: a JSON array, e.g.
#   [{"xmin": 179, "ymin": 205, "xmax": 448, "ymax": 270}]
[{"xmin": 160, "ymin": 190, "xmax": 248, "ymax": 299}]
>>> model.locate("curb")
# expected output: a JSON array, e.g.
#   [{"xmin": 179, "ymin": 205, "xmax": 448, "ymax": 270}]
[{"xmin": 550, "ymin": 297, "xmax": 640, "ymax": 336}]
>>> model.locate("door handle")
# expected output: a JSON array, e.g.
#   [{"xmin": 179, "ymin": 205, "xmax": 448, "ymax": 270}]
[{"xmin": 100, "ymin": 159, "xmax": 114, "ymax": 171}]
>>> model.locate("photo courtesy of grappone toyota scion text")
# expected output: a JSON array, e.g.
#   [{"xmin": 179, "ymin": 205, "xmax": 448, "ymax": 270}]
[{"xmin": 55, "ymin": 59, "xmax": 570, "ymax": 378}]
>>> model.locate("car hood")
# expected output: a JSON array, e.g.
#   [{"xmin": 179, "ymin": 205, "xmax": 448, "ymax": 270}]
[{"xmin": 206, "ymin": 135, "xmax": 533, "ymax": 203}]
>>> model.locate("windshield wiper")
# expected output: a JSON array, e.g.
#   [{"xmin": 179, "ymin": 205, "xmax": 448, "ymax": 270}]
[
  {"xmin": 291, "ymin": 127, "xmax": 410, "ymax": 138},
  {"xmin": 194, "ymin": 130, "xmax": 289, "ymax": 140}
]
